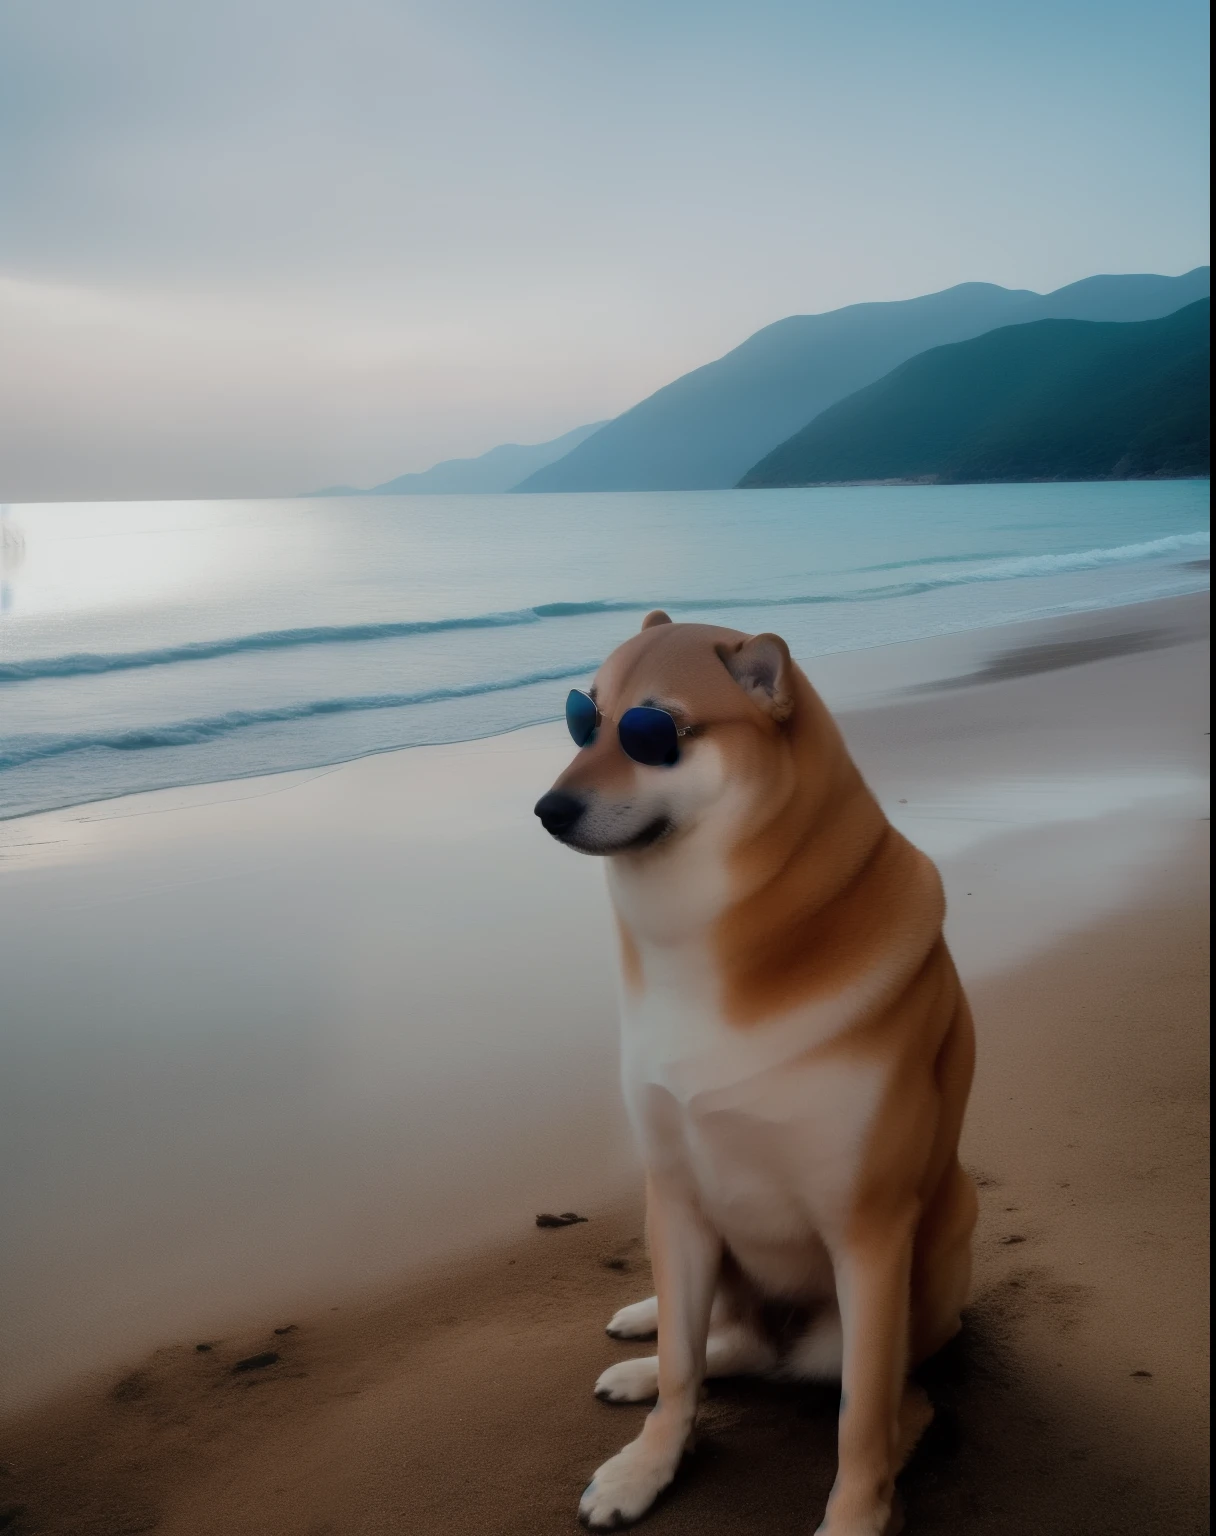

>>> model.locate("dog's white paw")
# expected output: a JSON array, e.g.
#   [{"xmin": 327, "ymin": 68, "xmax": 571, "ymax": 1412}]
[
  {"xmin": 606, "ymin": 1296, "xmax": 658, "ymax": 1340},
  {"xmin": 595, "ymin": 1357, "xmax": 659, "ymax": 1403},
  {"xmin": 579, "ymin": 1438, "xmax": 678, "ymax": 1529}
]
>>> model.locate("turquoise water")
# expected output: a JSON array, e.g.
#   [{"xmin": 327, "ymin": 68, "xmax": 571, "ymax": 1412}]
[{"xmin": 0, "ymin": 481, "xmax": 1208, "ymax": 819}]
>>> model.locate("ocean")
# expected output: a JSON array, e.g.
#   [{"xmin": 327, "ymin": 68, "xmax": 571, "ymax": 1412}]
[{"xmin": 0, "ymin": 480, "xmax": 1208, "ymax": 820}]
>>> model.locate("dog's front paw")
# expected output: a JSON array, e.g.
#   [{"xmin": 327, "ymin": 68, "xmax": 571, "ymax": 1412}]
[
  {"xmin": 579, "ymin": 1438, "xmax": 678, "ymax": 1529},
  {"xmin": 606, "ymin": 1296, "xmax": 658, "ymax": 1340},
  {"xmin": 595, "ymin": 1357, "xmax": 659, "ymax": 1403}
]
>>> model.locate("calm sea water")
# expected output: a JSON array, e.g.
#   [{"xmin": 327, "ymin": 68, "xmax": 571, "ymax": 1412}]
[{"xmin": 0, "ymin": 482, "xmax": 1208, "ymax": 819}]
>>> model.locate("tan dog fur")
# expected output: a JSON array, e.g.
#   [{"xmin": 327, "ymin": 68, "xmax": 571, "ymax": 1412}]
[{"xmin": 537, "ymin": 614, "xmax": 976, "ymax": 1535}]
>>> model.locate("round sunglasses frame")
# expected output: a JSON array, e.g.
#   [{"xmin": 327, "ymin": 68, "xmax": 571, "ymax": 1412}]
[{"xmin": 565, "ymin": 688, "xmax": 694, "ymax": 767}]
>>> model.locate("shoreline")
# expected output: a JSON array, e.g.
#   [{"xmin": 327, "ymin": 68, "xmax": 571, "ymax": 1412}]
[
  {"xmin": 0, "ymin": 586, "xmax": 1207, "ymax": 826},
  {"xmin": 740, "ymin": 474, "xmax": 1213, "ymax": 489},
  {"xmin": 0, "ymin": 591, "xmax": 1209, "ymax": 1534},
  {"xmin": 4, "ymin": 474, "xmax": 1210, "ymax": 508}
]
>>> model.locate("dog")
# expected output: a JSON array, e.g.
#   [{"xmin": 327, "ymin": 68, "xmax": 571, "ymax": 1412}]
[{"xmin": 534, "ymin": 612, "xmax": 977, "ymax": 1535}]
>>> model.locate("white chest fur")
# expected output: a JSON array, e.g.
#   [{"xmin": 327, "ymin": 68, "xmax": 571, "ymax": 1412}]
[
  {"xmin": 603, "ymin": 760, "xmax": 902, "ymax": 1291},
  {"xmin": 616, "ymin": 938, "xmax": 887, "ymax": 1284}
]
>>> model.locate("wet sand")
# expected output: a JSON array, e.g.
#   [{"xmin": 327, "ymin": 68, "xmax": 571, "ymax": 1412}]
[{"xmin": 0, "ymin": 592, "xmax": 1209, "ymax": 1535}]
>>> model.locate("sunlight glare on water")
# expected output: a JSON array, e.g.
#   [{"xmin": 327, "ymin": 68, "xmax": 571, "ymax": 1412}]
[{"xmin": 0, "ymin": 481, "xmax": 1208, "ymax": 818}]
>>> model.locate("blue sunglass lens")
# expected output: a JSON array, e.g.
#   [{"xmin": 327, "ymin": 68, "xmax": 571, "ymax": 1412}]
[
  {"xmin": 565, "ymin": 689, "xmax": 599, "ymax": 747},
  {"xmin": 618, "ymin": 707, "xmax": 680, "ymax": 767}
]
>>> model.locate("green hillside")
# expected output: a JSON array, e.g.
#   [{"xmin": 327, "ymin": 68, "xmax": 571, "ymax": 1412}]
[
  {"xmin": 739, "ymin": 299, "xmax": 1210, "ymax": 488},
  {"xmin": 516, "ymin": 269, "xmax": 1208, "ymax": 493}
]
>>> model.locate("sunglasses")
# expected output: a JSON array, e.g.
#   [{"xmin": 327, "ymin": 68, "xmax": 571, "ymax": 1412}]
[{"xmin": 565, "ymin": 689, "xmax": 694, "ymax": 767}]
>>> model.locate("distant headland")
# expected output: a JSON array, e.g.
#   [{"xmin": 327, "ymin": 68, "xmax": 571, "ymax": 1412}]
[{"xmin": 311, "ymin": 268, "xmax": 1209, "ymax": 498}]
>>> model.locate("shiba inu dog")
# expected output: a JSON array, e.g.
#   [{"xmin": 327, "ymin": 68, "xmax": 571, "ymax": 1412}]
[{"xmin": 534, "ymin": 613, "xmax": 976, "ymax": 1535}]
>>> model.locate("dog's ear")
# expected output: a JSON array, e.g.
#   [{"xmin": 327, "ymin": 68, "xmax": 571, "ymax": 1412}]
[
  {"xmin": 641, "ymin": 609, "xmax": 672, "ymax": 630},
  {"xmin": 716, "ymin": 633, "xmax": 794, "ymax": 721}
]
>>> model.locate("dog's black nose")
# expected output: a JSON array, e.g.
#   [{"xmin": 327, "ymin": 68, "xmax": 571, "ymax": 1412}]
[{"xmin": 534, "ymin": 790, "xmax": 586, "ymax": 837}]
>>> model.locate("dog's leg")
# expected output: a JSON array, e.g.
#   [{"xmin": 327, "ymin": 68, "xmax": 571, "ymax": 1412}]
[
  {"xmin": 579, "ymin": 1180, "xmax": 719, "ymax": 1530},
  {"xmin": 595, "ymin": 1317, "xmax": 778, "ymax": 1402},
  {"xmin": 607, "ymin": 1284, "xmax": 736, "ymax": 1340},
  {"xmin": 818, "ymin": 1214, "xmax": 916, "ymax": 1536},
  {"xmin": 894, "ymin": 1382, "xmax": 934, "ymax": 1470}
]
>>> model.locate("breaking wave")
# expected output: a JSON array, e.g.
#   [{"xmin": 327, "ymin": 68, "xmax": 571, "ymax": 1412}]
[
  {"xmin": 0, "ymin": 661, "xmax": 598, "ymax": 770},
  {"xmin": 1, "ymin": 530, "xmax": 1206, "ymax": 685}
]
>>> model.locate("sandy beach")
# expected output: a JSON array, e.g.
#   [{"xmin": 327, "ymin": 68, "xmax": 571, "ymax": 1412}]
[{"xmin": 0, "ymin": 592, "xmax": 1208, "ymax": 1536}]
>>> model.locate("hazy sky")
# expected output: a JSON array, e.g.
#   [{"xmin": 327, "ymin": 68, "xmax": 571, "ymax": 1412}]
[{"xmin": 0, "ymin": 0, "xmax": 1209, "ymax": 500}]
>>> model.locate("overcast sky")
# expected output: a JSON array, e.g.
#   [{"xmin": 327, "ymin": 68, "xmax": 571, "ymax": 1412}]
[{"xmin": 0, "ymin": 0, "xmax": 1209, "ymax": 500}]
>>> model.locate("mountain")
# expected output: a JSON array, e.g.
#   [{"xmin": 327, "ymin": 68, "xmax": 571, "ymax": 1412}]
[
  {"xmin": 738, "ymin": 299, "xmax": 1210, "ymax": 487},
  {"xmin": 310, "ymin": 421, "xmax": 605, "ymax": 497},
  {"xmin": 513, "ymin": 268, "xmax": 1210, "ymax": 493}
]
